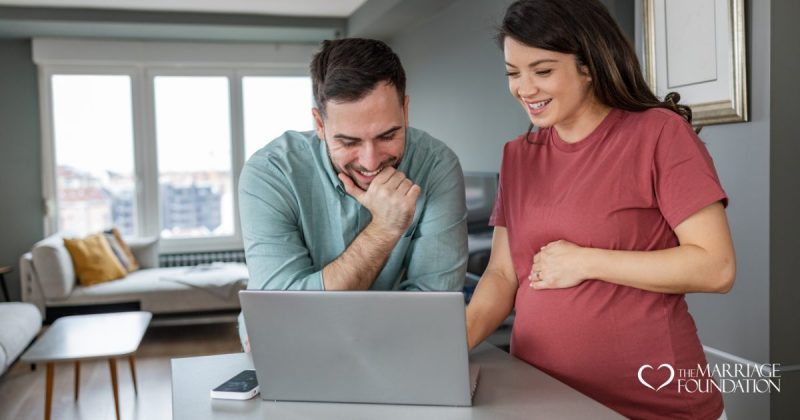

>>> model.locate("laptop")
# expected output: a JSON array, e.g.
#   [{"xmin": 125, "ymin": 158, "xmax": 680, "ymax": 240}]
[{"xmin": 239, "ymin": 290, "xmax": 480, "ymax": 406}]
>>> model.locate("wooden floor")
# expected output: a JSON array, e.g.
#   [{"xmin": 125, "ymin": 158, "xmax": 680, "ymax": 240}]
[{"xmin": 0, "ymin": 322, "xmax": 242, "ymax": 420}]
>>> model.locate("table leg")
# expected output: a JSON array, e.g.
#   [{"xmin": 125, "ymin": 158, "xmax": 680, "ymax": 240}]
[
  {"xmin": 74, "ymin": 360, "xmax": 80, "ymax": 400},
  {"xmin": 128, "ymin": 355, "xmax": 138, "ymax": 395},
  {"xmin": 108, "ymin": 359, "xmax": 121, "ymax": 420},
  {"xmin": 45, "ymin": 363, "xmax": 54, "ymax": 420}
]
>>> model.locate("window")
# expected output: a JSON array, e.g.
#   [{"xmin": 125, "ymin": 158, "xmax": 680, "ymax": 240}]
[
  {"xmin": 50, "ymin": 74, "xmax": 137, "ymax": 236},
  {"xmin": 154, "ymin": 76, "xmax": 234, "ymax": 239},
  {"xmin": 35, "ymin": 39, "xmax": 317, "ymax": 251},
  {"xmin": 243, "ymin": 76, "xmax": 314, "ymax": 159}
]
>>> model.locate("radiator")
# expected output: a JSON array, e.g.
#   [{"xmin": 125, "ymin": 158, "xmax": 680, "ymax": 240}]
[{"xmin": 159, "ymin": 249, "xmax": 246, "ymax": 267}]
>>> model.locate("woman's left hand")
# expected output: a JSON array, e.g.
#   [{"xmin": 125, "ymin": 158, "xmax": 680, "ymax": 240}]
[{"xmin": 529, "ymin": 240, "xmax": 589, "ymax": 289}]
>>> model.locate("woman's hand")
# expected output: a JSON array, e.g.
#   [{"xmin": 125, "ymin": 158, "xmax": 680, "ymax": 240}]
[{"xmin": 529, "ymin": 240, "xmax": 589, "ymax": 289}]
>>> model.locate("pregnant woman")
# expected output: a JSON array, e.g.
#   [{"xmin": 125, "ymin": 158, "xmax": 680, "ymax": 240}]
[{"xmin": 465, "ymin": 1, "xmax": 735, "ymax": 418}]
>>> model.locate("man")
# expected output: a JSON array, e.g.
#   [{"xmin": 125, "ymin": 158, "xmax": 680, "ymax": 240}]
[{"xmin": 238, "ymin": 38, "xmax": 467, "ymax": 345}]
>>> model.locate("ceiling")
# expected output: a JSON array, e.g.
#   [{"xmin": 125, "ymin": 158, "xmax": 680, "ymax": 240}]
[
  {"xmin": 0, "ymin": 0, "xmax": 369, "ymax": 17},
  {"xmin": 0, "ymin": 0, "xmax": 457, "ymax": 43}
]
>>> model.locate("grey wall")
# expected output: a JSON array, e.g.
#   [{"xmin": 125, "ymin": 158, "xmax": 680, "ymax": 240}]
[
  {"xmin": 0, "ymin": 39, "xmax": 43, "ymax": 301},
  {"xmin": 388, "ymin": 0, "xmax": 524, "ymax": 172},
  {"xmin": 770, "ymin": 0, "xmax": 800, "ymax": 417},
  {"xmin": 388, "ymin": 0, "xmax": 776, "ymax": 418}
]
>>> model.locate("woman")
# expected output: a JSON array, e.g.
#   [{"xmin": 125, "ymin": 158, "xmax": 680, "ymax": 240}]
[{"xmin": 465, "ymin": 0, "xmax": 735, "ymax": 418}]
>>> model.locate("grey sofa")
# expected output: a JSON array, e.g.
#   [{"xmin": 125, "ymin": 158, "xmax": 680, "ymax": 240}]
[
  {"xmin": 20, "ymin": 233, "xmax": 248, "ymax": 324},
  {"xmin": 0, "ymin": 302, "xmax": 41, "ymax": 376}
]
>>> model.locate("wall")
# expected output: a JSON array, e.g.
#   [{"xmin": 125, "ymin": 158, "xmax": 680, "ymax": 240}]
[
  {"xmin": 0, "ymin": 39, "xmax": 43, "ymax": 301},
  {"xmin": 388, "ymin": 0, "xmax": 525, "ymax": 172},
  {"xmin": 770, "ymin": 0, "xmax": 800, "ymax": 417},
  {"xmin": 388, "ymin": 0, "xmax": 773, "ymax": 418}
]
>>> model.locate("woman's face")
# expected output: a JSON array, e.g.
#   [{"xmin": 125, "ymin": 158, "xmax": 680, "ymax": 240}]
[{"xmin": 504, "ymin": 37, "xmax": 598, "ymax": 135}]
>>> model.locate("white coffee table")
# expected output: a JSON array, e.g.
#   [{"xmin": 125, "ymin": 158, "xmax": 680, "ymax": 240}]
[{"xmin": 21, "ymin": 311, "xmax": 152, "ymax": 420}]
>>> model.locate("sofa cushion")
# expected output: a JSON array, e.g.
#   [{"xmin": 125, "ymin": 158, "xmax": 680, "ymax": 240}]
[
  {"xmin": 106, "ymin": 227, "xmax": 140, "ymax": 272},
  {"xmin": 0, "ymin": 303, "xmax": 42, "ymax": 371},
  {"xmin": 104, "ymin": 233, "xmax": 134, "ymax": 272},
  {"xmin": 31, "ymin": 234, "xmax": 77, "ymax": 300},
  {"xmin": 63, "ymin": 234, "xmax": 127, "ymax": 286}
]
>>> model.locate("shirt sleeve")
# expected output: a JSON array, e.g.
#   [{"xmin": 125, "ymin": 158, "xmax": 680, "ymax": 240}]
[
  {"xmin": 653, "ymin": 116, "xmax": 728, "ymax": 230},
  {"xmin": 238, "ymin": 155, "xmax": 325, "ymax": 291},
  {"xmin": 397, "ymin": 150, "xmax": 468, "ymax": 292},
  {"xmin": 489, "ymin": 142, "xmax": 510, "ymax": 228}
]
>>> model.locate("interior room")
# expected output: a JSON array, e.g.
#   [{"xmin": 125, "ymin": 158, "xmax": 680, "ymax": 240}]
[{"xmin": 0, "ymin": 0, "xmax": 797, "ymax": 419}]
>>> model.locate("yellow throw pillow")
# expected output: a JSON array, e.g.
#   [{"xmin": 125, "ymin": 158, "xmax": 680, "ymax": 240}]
[
  {"xmin": 108, "ymin": 227, "xmax": 140, "ymax": 272},
  {"xmin": 63, "ymin": 233, "xmax": 127, "ymax": 286}
]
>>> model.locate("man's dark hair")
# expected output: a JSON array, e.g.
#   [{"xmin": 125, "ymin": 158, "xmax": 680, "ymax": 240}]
[{"xmin": 310, "ymin": 38, "xmax": 406, "ymax": 117}]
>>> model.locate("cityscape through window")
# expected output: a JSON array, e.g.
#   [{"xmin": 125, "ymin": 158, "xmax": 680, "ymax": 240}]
[
  {"xmin": 51, "ymin": 74, "xmax": 137, "ymax": 236},
  {"xmin": 154, "ymin": 76, "xmax": 234, "ymax": 238}
]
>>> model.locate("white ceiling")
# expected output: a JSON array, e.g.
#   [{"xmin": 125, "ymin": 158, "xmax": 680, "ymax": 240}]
[{"xmin": 0, "ymin": 0, "xmax": 369, "ymax": 17}]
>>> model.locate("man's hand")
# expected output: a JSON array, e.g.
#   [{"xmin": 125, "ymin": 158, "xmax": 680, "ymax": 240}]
[
  {"xmin": 339, "ymin": 167, "xmax": 421, "ymax": 237},
  {"xmin": 529, "ymin": 240, "xmax": 589, "ymax": 290}
]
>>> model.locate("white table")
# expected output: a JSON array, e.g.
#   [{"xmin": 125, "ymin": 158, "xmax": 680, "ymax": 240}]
[
  {"xmin": 21, "ymin": 311, "xmax": 152, "ymax": 420},
  {"xmin": 171, "ymin": 343, "xmax": 623, "ymax": 419}
]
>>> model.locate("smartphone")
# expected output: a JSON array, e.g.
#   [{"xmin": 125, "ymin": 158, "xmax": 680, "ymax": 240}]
[{"xmin": 210, "ymin": 370, "xmax": 260, "ymax": 400}]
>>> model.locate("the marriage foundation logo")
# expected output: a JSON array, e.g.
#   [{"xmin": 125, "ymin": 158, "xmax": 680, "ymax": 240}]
[{"xmin": 638, "ymin": 363, "xmax": 781, "ymax": 394}]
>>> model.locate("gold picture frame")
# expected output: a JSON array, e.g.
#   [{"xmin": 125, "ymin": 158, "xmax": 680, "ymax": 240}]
[{"xmin": 642, "ymin": 0, "xmax": 748, "ymax": 126}]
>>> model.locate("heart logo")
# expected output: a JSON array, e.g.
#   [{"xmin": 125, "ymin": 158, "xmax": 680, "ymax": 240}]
[{"xmin": 638, "ymin": 364, "xmax": 675, "ymax": 391}]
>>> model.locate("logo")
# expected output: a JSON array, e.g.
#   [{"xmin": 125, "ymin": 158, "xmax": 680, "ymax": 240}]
[
  {"xmin": 638, "ymin": 364, "xmax": 674, "ymax": 391},
  {"xmin": 637, "ymin": 362, "xmax": 782, "ymax": 394}
]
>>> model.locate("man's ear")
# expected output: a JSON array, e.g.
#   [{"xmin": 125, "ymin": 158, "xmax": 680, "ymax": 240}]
[
  {"xmin": 312, "ymin": 108, "xmax": 325, "ymax": 140},
  {"xmin": 403, "ymin": 95, "xmax": 410, "ymax": 126}
]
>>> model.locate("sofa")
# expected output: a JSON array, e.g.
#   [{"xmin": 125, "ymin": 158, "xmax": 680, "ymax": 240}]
[
  {"xmin": 20, "ymin": 233, "xmax": 248, "ymax": 324},
  {"xmin": 0, "ymin": 302, "xmax": 41, "ymax": 376}
]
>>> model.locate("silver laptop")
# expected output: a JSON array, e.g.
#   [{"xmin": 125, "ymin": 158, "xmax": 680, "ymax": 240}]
[{"xmin": 239, "ymin": 290, "xmax": 479, "ymax": 406}]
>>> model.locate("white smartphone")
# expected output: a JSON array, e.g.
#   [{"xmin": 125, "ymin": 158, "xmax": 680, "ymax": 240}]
[{"xmin": 210, "ymin": 370, "xmax": 260, "ymax": 400}]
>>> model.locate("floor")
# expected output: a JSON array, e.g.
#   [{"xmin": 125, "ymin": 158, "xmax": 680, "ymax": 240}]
[{"xmin": 0, "ymin": 322, "xmax": 242, "ymax": 420}]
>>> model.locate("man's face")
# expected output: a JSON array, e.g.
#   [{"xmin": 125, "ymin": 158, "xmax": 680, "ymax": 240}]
[{"xmin": 313, "ymin": 82, "xmax": 409, "ymax": 191}]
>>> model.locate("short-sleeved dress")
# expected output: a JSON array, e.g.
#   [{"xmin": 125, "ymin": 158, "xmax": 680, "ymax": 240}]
[{"xmin": 490, "ymin": 108, "xmax": 727, "ymax": 419}]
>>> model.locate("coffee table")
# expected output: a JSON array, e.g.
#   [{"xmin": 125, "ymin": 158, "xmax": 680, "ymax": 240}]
[{"xmin": 21, "ymin": 311, "xmax": 152, "ymax": 420}]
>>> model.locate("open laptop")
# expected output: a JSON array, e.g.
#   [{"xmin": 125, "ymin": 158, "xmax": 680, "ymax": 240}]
[{"xmin": 239, "ymin": 290, "xmax": 479, "ymax": 406}]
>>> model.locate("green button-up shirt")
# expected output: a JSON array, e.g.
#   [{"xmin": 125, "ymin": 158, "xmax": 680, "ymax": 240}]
[{"xmin": 238, "ymin": 127, "xmax": 468, "ymax": 294}]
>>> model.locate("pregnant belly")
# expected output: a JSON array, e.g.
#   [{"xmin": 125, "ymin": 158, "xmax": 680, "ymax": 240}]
[{"xmin": 510, "ymin": 280, "xmax": 685, "ymax": 391}]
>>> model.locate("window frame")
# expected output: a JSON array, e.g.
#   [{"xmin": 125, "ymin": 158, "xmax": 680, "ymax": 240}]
[
  {"xmin": 35, "ymin": 39, "xmax": 315, "ymax": 252},
  {"xmin": 39, "ymin": 65, "xmax": 145, "ymax": 238}
]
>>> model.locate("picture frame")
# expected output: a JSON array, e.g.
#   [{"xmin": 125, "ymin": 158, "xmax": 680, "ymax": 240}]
[{"xmin": 642, "ymin": 0, "xmax": 748, "ymax": 126}]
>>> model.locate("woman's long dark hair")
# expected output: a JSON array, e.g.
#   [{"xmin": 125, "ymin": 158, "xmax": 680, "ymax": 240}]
[{"xmin": 499, "ymin": 0, "xmax": 692, "ymax": 139}]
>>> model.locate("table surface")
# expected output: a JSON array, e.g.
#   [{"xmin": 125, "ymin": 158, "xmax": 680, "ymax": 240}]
[
  {"xmin": 21, "ymin": 311, "xmax": 152, "ymax": 363},
  {"xmin": 171, "ymin": 343, "xmax": 623, "ymax": 420}
]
